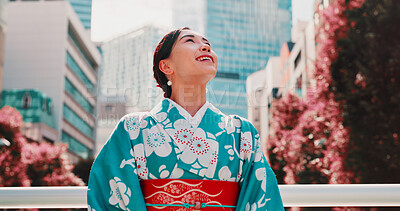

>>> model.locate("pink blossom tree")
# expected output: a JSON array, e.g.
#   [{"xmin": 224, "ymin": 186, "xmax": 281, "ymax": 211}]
[
  {"xmin": 0, "ymin": 106, "xmax": 84, "ymax": 187},
  {"xmin": 0, "ymin": 106, "xmax": 31, "ymax": 186},
  {"xmin": 268, "ymin": 0, "xmax": 365, "ymax": 186}
]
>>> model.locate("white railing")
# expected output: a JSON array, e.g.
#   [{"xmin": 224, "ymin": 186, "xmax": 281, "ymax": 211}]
[{"xmin": 0, "ymin": 184, "xmax": 399, "ymax": 209}]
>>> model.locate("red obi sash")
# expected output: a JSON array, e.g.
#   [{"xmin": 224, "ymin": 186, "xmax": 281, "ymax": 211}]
[{"xmin": 140, "ymin": 179, "xmax": 239, "ymax": 210}]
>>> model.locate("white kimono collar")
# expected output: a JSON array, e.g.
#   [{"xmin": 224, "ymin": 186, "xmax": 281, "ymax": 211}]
[{"xmin": 149, "ymin": 98, "xmax": 225, "ymax": 178}]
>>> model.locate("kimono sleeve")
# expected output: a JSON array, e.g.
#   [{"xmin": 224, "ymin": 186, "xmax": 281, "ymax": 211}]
[
  {"xmin": 236, "ymin": 119, "xmax": 284, "ymax": 211},
  {"xmin": 87, "ymin": 115, "xmax": 147, "ymax": 211}
]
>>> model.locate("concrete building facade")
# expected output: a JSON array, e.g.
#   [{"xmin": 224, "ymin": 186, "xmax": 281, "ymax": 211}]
[
  {"xmin": 247, "ymin": 57, "xmax": 282, "ymax": 153},
  {"xmin": 171, "ymin": 0, "xmax": 206, "ymax": 34},
  {"xmin": 11, "ymin": 0, "xmax": 92, "ymax": 30},
  {"xmin": 0, "ymin": 0, "xmax": 7, "ymax": 93},
  {"xmin": 99, "ymin": 25, "xmax": 166, "ymax": 113},
  {"xmin": 95, "ymin": 95, "xmax": 126, "ymax": 157},
  {"xmin": 3, "ymin": 1, "xmax": 101, "ymax": 161},
  {"xmin": 277, "ymin": 21, "xmax": 315, "ymax": 98},
  {"xmin": 65, "ymin": 0, "xmax": 92, "ymax": 30},
  {"xmin": 247, "ymin": 21, "xmax": 316, "ymax": 153}
]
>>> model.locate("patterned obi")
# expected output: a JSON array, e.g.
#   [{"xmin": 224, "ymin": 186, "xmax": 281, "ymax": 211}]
[{"xmin": 140, "ymin": 179, "xmax": 239, "ymax": 210}]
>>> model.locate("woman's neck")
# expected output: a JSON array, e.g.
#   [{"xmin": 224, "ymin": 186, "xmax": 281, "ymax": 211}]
[{"xmin": 169, "ymin": 83, "xmax": 207, "ymax": 117}]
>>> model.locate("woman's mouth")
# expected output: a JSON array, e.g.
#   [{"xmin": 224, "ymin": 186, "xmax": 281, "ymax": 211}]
[{"xmin": 196, "ymin": 55, "xmax": 214, "ymax": 62}]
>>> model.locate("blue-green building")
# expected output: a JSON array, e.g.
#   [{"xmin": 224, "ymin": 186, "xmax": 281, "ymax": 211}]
[
  {"xmin": 0, "ymin": 89, "xmax": 59, "ymax": 143},
  {"xmin": 206, "ymin": 0, "xmax": 292, "ymax": 118},
  {"xmin": 66, "ymin": 0, "xmax": 92, "ymax": 30}
]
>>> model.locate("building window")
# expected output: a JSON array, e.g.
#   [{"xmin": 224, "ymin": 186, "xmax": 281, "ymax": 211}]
[
  {"xmin": 61, "ymin": 131, "xmax": 89, "ymax": 159},
  {"xmin": 68, "ymin": 25, "xmax": 97, "ymax": 71},
  {"xmin": 105, "ymin": 104, "xmax": 114, "ymax": 112},
  {"xmin": 65, "ymin": 77, "xmax": 94, "ymax": 115},
  {"xmin": 63, "ymin": 104, "xmax": 94, "ymax": 138},
  {"xmin": 48, "ymin": 101, "xmax": 52, "ymax": 115},
  {"xmin": 296, "ymin": 75, "xmax": 303, "ymax": 97},
  {"xmin": 22, "ymin": 92, "xmax": 31, "ymax": 109},
  {"xmin": 294, "ymin": 51, "xmax": 302, "ymax": 69},
  {"xmin": 296, "ymin": 75, "xmax": 302, "ymax": 89},
  {"xmin": 42, "ymin": 98, "xmax": 48, "ymax": 112},
  {"xmin": 66, "ymin": 51, "xmax": 95, "ymax": 93},
  {"xmin": 272, "ymin": 88, "xmax": 279, "ymax": 99}
]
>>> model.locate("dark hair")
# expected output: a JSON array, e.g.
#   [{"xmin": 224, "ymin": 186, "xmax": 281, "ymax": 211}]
[{"xmin": 153, "ymin": 27, "xmax": 190, "ymax": 98}]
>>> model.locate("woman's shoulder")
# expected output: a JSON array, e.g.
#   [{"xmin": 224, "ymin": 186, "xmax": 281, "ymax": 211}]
[
  {"xmin": 209, "ymin": 105, "xmax": 258, "ymax": 135},
  {"xmin": 118, "ymin": 112, "xmax": 151, "ymax": 124},
  {"xmin": 114, "ymin": 112, "xmax": 152, "ymax": 135},
  {"xmin": 222, "ymin": 113, "xmax": 256, "ymax": 130}
]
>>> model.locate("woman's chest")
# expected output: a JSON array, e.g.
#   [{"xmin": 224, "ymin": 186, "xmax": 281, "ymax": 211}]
[{"xmin": 132, "ymin": 125, "xmax": 244, "ymax": 181}]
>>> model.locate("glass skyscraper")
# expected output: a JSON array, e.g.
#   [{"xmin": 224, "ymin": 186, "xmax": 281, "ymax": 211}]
[
  {"xmin": 66, "ymin": 0, "xmax": 92, "ymax": 29},
  {"xmin": 206, "ymin": 0, "xmax": 292, "ymax": 118}
]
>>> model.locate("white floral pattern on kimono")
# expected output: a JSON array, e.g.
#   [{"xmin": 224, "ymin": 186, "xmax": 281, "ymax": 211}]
[
  {"xmin": 87, "ymin": 99, "xmax": 284, "ymax": 211},
  {"xmin": 142, "ymin": 125, "xmax": 172, "ymax": 157},
  {"xmin": 108, "ymin": 177, "xmax": 131, "ymax": 211}
]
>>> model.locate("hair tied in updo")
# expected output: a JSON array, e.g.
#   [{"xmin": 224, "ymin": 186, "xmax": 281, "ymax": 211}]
[{"xmin": 152, "ymin": 27, "xmax": 190, "ymax": 98}]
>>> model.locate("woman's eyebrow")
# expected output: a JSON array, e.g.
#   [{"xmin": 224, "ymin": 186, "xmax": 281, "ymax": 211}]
[
  {"xmin": 179, "ymin": 34, "xmax": 195, "ymax": 40},
  {"xmin": 180, "ymin": 34, "xmax": 209, "ymax": 43}
]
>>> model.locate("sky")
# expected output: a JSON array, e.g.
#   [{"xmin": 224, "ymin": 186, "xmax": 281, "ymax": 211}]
[{"xmin": 91, "ymin": 0, "xmax": 315, "ymax": 42}]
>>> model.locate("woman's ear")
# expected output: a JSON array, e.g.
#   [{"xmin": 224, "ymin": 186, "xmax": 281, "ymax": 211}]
[{"xmin": 159, "ymin": 59, "xmax": 174, "ymax": 75}]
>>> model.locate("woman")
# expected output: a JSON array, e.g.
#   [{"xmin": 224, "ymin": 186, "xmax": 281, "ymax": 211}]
[{"xmin": 87, "ymin": 27, "xmax": 284, "ymax": 211}]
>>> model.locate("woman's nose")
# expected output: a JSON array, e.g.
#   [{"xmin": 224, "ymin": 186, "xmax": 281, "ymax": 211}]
[{"xmin": 201, "ymin": 44, "xmax": 210, "ymax": 52}]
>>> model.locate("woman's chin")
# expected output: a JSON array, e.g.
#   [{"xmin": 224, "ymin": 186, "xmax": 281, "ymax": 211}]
[
  {"xmin": 203, "ymin": 70, "xmax": 217, "ymax": 80},
  {"xmin": 204, "ymin": 67, "xmax": 217, "ymax": 75}
]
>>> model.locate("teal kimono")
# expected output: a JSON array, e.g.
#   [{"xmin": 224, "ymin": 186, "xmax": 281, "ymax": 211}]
[{"xmin": 87, "ymin": 99, "xmax": 284, "ymax": 211}]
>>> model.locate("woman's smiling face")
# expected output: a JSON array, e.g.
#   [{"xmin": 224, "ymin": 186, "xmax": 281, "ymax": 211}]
[{"xmin": 163, "ymin": 29, "xmax": 218, "ymax": 83}]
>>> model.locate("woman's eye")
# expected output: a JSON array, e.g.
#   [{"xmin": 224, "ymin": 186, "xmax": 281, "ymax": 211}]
[
  {"xmin": 206, "ymin": 43, "xmax": 211, "ymax": 47},
  {"xmin": 185, "ymin": 39, "xmax": 194, "ymax": 43}
]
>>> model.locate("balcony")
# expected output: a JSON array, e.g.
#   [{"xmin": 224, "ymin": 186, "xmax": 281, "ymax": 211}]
[{"xmin": 1, "ymin": 184, "xmax": 400, "ymax": 209}]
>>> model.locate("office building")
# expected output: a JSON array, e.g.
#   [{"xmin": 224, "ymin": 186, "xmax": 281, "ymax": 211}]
[
  {"xmin": 99, "ymin": 25, "xmax": 166, "ymax": 112},
  {"xmin": 95, "ymin": 95, "xmax": 126, "ymax": 157},
  {"xmin": 11, "ymin": 0, "xmax": 92, "ymax": 30},
  {"xmin": 172, "ymin": 0, "xmax": 206, "ymax": 34},
  {"xmin": 247, "ymin": 57, "xmax": 281, "ymax": 154},
  {"xmin": 0, "ymin": 0, "xmax": 7, "ymax": 93},
  {"xmin": 277, "ymin": 21, "xmax": 315, "ymax": 98},
  {"xmin": 246, "ymin": 68, "xmax": 266, "ymax": 132},
  {"xmin": 0, "ymin": 89, "xmax": 59, "ymax": 143},
  {"xmin": 3, "ymin": 1, "xmax": 101, "ymax": 161},
  {"xmin": 206, "ymin": 0, "xmax": 292, "ymax": 118},
  {"xmin": 65, "ymin": 0, "xmax": 92, "ymax": 30},
  {"xmin": 247, "ymin": 21, "xmax": 316, "ymax": 152}
]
